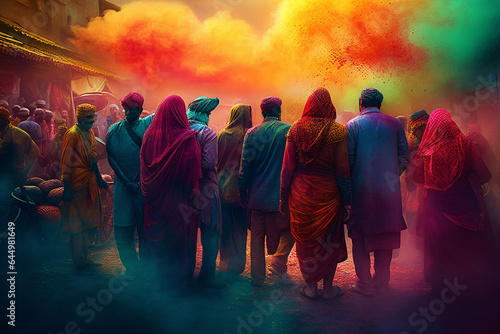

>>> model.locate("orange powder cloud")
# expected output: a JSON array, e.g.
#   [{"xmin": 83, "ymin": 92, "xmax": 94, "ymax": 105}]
[{"xmin": 72, "ymin": 0, "xmax": 432, "ymax": 123}]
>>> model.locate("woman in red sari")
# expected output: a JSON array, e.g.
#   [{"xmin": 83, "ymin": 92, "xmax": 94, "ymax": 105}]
[
  {"xmin": 280, "ymin": 88, "xmax": 351, "ymax": 299},
  {"xmin": 140, "ymin": 95, "xmax": 202, "ymax": 288},
  {"xmin": 413, "ymin": 109, "xmax": 494, "ymax": 291}
]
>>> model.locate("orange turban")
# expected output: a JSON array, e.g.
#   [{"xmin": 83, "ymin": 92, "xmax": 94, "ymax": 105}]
[{"xmin": 76, "ymin": 104, "xmax": 97, "ymax": 118}]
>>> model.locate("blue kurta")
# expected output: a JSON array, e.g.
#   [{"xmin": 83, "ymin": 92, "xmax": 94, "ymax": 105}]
[
  {"xmin": 106, "ymin": 115, "xmax": 153, "ymax": 227},
  {"xmin": 346, "ymin": 108, "xmax": 409, "ymax": 237}
]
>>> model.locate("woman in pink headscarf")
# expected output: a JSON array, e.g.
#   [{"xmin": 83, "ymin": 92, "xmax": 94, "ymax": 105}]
[
  {"xmin": 140, "ymin": 95, "xmax": 202, "ymax": 287},
  {"xmin": 413, "ymin": 109, "xmax": 495, "ymax": 291}
]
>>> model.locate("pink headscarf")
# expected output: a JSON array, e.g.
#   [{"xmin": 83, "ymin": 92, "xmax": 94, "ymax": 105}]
[
  {"xmin": 413, "ymin": 109, "xmax": 470, "ymax": 191},
  {"xmin": 140, "ymin": 95, "xmax": 202, "ymax": 241}
]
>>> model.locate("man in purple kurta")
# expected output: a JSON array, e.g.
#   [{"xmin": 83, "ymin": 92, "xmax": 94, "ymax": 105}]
[
  {"xmin": 187, "ymin": 97, "xmax": 225, "ymax": 288},
  {"xmin": 346, "ymin": 88, "xmax": 410, "ymax": 295}
]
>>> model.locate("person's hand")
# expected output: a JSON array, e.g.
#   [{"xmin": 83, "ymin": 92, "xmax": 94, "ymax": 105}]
[
  {"xmin": 344, "ymin": 205, "xmax": 352, "ymax": 224},
  {"xmin": 125, "ymin": 181, "xmax": 140, "ymax": 192},
  {"xmin": 97, "ymin": 178, "xmax": 109, "ymax": 189},
  {"xmin": 62, "ymin": 187, "xmax": 72, "ymax": 203}
]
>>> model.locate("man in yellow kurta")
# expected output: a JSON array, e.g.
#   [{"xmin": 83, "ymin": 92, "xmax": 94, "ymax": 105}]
[{"xmin": 60, "ymin": 104, "xmax": 108, "ymax": 270}]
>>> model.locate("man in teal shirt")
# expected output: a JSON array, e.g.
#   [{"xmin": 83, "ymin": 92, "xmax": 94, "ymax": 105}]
[{"xmin": 106, "ymin": 92, "xmax": 153, "ymax": 276}]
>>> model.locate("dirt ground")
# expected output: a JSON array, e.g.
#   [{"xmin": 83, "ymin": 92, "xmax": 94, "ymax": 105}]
[{"xmin": 1, "ymin": 226, "xmax": 499, "ymax": 334}]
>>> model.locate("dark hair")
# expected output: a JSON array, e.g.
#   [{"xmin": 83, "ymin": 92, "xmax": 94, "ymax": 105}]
[
  {"xmin": 360, "ymin": 97, "xmax": 382, "ymax": 109},
  {"xmin": 262, "ymin": 105, "xmax": 281, "ymax": 118}
]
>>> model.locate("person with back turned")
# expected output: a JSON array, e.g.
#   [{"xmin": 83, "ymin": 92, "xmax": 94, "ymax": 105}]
[{"xmin": 346, "ymin": 88, "xmax": 409, "ymax": 295}]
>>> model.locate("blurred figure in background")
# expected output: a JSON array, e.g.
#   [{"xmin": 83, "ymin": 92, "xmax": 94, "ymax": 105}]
[
  {"xmin": 109, "ymin": 104, "xmax": 122, "ymax": 124},
  {"xmin": 46, "ymin": 124, "xmax": 68, "ymax": 179},
  {"xmin": 0, "ymin": 107, "xmax": 39, "ymax": 224},
  {"xmin": 10, "ymin": 105, "xmax": 21, "ymax": 127},
  {"xmin": 466, "ymin": 123, "xmax": 500, "ymax": 245},
  {"xmin": 404, "ymin": 110, "xmax": 430, "ymax": 249}
]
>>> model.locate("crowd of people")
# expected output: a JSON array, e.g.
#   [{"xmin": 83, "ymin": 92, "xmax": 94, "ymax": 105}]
[{"xmin": 0, "ymin": 86, "xmax": 498, "ymax": 299}]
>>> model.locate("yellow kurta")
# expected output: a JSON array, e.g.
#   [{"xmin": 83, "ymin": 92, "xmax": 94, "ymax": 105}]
[{"xmin": 60, "ymin": 125, "xmax": 101, "ymax": 234}]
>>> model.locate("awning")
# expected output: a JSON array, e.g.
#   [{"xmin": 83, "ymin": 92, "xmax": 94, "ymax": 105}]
[{"xmin": 0, "ymin": 16, "xmax": 126, "ymax": 81}]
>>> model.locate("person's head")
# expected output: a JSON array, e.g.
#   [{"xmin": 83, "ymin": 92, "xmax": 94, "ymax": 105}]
[
  {"xmin": 414, "ymin": 125, "xmax": 426, "ymax": 141},
  {"xmin": 11, "ymin": 105, "xmax": 21, "ymax": 118},
  {"xmin": 27, "ymin": 103, "xmax": 36, "ymax": 116},
  {"xmin": 359, "ymin": 88, "xmax": 383, "ymax": 111},
  {"xmin": 36, "ymin": 99, "xmax": 46, "ymax": 109},
  {"xmin": 409, "ymin": 110, "xmax": 429, "ymax": 141},
  {"xmin": 0, "ymin": 106, "xmax": 10, "ymax": 132},
  {"xmin": 187, "ymin": 97, "xmax": 219, "ymax": 125},
  {"xmin": 109, "ymin": 104, "xmax": 119, "ymax": 116},
  {"xmin": 260, "ymin": 96, "xmax": 282, "ymax": 119},
  {"xmin": 121, "ymin": 92, "xmax": 144, "ymax": 124},
  {"xmin": 76, "ymin": 104, "xmax": 97, "ymax": 131},
  {"xmin": 0, "ymin": 100, "xmax": 8, "ymax": 110},
  {"xmin": 302, "ymin": 88, "xmax": 336, "ymax": 119},
  {"xmin": 54, "ymin": 118, "xmax": 67, "ymax": 127},
  {"xmin": 44, "ymin": 110, "xmax": 53, "ymax": 123},
  {"xmin": 61, "ymin": 110, "xmax": 69, "ymax": 119},
  {"xmin": 17, "ymin": 97, "xmax": 25, "ymax": 107},
  {"xmin": 18, "ymin": 108, "xmax": 29, "ymax": 121},
  {"xmin": 396, "ymin": 115, "xmax": 409, "ymax": 133},
  {"xmin": 34, "ymin": 108, "xmax": 45, "ymax": 124},
  {"xmin": 56, "ymin": 125, "xmax": 68, "ymax": 141}
]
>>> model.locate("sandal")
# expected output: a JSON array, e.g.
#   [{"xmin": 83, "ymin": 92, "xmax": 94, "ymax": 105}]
[
  {"xmin": 299, "ymin": 286, "xmax": 319, "ymax": 300},
  {"xmin": 323, "ymin": 285, "xmax": 344, "ymax": 300}
]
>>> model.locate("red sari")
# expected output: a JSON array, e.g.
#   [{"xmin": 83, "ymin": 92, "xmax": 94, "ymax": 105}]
[
  {"xmin": 413, "ymin": 109, "xmax": 494, "ymax": 288},
  {"xmin": 281, "ymin": 88, "xmax": 348, "ymax": 284},
  {"xmin": 140, "ymin": 95, "xmax": 202, "ymax": 282}
]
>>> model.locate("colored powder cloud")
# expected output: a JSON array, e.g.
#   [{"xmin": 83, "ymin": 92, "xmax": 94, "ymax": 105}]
[{"xmin": 71, "ymin": 0, "xmax": 500, "ymax": 122}]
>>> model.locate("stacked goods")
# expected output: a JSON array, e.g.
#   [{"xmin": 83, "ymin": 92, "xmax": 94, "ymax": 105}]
[
  {"xmin": 38, "ymin": 179, "xmax": 64, "ymax": 197},
  {"xmin": 36, "ymin": 205, "xmax": 61, "ymax": 222},
  {"xmin": 47, "ymin": 187, "xmax": 64, "ymax": 206},
  {"xmin": 17, "ymin": 178, "xmax": 63, "ymax": 223},
  {"xmin": 25, "ymin": 177, "xmax": 44, "ymax": 187}
]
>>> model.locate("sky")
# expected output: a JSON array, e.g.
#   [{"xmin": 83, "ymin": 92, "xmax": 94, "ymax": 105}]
[{"xmin": 72, "ymin": 0, "xmax": 500, "ymax": 126}]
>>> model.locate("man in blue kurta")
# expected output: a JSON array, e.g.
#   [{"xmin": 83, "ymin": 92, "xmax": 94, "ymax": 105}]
[
  {"xmin": 106, "ymin": 92, "xmax": 153, "ymax": 276},
  {"xmin": 187, "ymin": 96, "xmax": 225, "ymax": 288},
  {"xmin": 346, "ymin": 88, "xmax": 409, "ymax": 295},
  {"xmin": 239, "ymin": 97, "xmax": 295, "ymax": 286}
]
